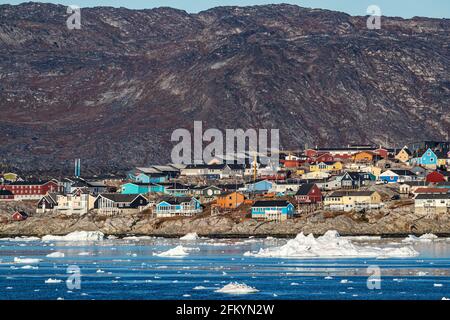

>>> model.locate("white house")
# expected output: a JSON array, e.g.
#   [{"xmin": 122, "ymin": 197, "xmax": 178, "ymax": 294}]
[{"xmin": 414, "ymin": 193, "xmax": 450, "ymax": 215}]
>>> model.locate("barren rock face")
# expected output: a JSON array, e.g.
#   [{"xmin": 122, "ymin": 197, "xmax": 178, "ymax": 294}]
[{"xmin": 0, "ymin": 3, "xmax": 449, "ymax": 174}]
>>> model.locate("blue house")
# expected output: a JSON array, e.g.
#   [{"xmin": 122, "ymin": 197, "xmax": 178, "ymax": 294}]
[
  {"xmin": 245, "ymin": 179, "xmax": 273, "ymax": 193},
  {"xmin": 251, "ymin": 200, "xmax": 295, "ymax": 221},
  {"xmin": 412, "ymin": 148, "xmax": 438, "ymax": 167},
  {"xmin": 121, "ymin": 182, "xmax": 166, "ymax": 194},
  {"xmin": 379, "ymin": 169, "xmax": 416, "ymax": 184},
  {"xmin": 154, "ymin": 197, "xmax": 202, "ymax": 217}
]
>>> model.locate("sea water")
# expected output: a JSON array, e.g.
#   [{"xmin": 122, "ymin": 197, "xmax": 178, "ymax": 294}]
[{"xmin": 0, "ymin": 236, "xmax": 449, "ymax": 300}]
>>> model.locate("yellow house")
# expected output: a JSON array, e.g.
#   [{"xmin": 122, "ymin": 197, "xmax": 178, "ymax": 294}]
[
  {"xmin": 301, "ymin": 170, "xmax": 330, "ymax": 180},
  {"xmin": 324, "ymin": 191, "xmax": 382, "ymax": 211},
  {"xmin": 438, "ymin": 158, "xmax": 447, "ymax": 167},
  {"xmin": 309, "ymin": 161, "xmax": 343, "ymax": 173},
  {"xmin": 395, "ymin": 147, "xmax": 411, "ymax": 163}
]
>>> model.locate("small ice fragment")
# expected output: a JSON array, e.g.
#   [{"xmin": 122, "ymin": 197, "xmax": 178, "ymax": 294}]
[{"xmin": 46, "ymin": 252, "xmax": 65, "ymax": 258}]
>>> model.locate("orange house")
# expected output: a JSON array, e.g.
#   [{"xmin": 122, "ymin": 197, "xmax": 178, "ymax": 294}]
[
  {"xmin": 216, "ymin": 192, "xmax": 245, "ymax": 209},
  {"xmin": 352, "ymin": 151, "xmax": 374, "ymax": 162}
]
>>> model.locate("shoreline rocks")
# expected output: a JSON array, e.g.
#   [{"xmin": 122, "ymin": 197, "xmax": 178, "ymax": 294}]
[{"xmin": 1, "ymin": 206, "xmax": 450, "ymax": 238}]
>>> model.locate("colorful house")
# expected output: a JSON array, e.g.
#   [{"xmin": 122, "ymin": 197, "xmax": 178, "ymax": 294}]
[
  {"xmin": 121, "ymin": 182, "xmax": 154, "ymax": 194},
  {"xmin": 379, "ymin": 169, "xmax": 417, "ymax": 184},
  {"xmin": 338, "ymin": 172, "xmax": 375, "ymax": 189},
  {"xmin": 295, "ymin": 184, "xmax": 322, "ymax": 204},
  {"xmin": 216, "ymin": 192, "xmax": 245, "ymax": 209},
  {"xmin": 426, "ymin": 171, "xmax": 446, "ymax": 183},
  {"xmin": 0, "ymin": 180, "xmax": 62, "ymax": 200},
  {"xmin": 191, "ymin": 185, "xmax": 222, "ymax": 197},
  {"xmin": 395, "ymin": 147, "xmax": 411, "ymax": 163},
  {"xmin": 352, "ymin": 151, "xmax": 374, "ymax": 163},
  {"xmin": 154, "ymin": 197, "xmax": 202, "ymax": 217},
  {"xmin": 245, "ymin": 179, "xmax": 273, "ymax": 193},
  {"xmin": 12, "ymin": 211, "xmax": 28, "ymax": 221},
  {"xmin": 324, "ymin": 191, "xmax": 383, "ymax": 212},
  {"xmin": 94, "ymin": 194, "xmax": 149, "ymax": 215},
  {"xmin": 251, "ymin": 200, "xmax": 295, "ymax": 221},
  {"xmin": 309, "ymin": 161, "xmax": 343, "ymax": 173},
  {"xmin": 411, "ymin": 148, "xmax": 439, "ymax": 168}
]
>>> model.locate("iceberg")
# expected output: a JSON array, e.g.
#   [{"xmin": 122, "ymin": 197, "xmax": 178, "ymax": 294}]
[
  {"xmin": 180, "ymin": 233, "xmax": 200, "ymax": 240},
  {"xmin": 42, "ymin": 231, "xmax": 104, "ymax": 241},
  {"xmin": 244, "ymin": 230, "xmax": 419, "ymax": 258},
  {"xmin": 46, "ymin": 252, "xmax": 65, "ymax": 258},
  {"xmin": 153, "ymin": 245, "xmax": 190, "ymax": 257},
  {"xmin": 215, "ymin": 282, "xmax": 259, "ymax": 294},
  {"xmin": 402, "ymin": 234, "xmax": 438, "ymax": 243}
]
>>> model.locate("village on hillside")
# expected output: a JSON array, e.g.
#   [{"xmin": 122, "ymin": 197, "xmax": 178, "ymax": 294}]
[{"xmin": 1, "ymin": 140, "xmax": 450, "ymax": 225}]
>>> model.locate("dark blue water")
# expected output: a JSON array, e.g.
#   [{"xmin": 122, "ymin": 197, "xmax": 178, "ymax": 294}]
[{"xmin": 1, "ymin": 237, "xmax": 449, "ymax": 300}]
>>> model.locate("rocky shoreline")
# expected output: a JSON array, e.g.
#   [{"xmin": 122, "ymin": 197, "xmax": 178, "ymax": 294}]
[{"xmin": 1, "ymin": 202, "xmax": 450, "ymax": 238}]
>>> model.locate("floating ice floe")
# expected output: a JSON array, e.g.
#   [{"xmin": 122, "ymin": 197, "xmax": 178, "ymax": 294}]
[
  {"xmin": 193, "ymin": 286, "xmax": 207, "ymax": 290},
  {"xmin": 42, "ymin": 231, "xmax": 104, "ymax": 241},
  {"xmin": 78, "ymin": 252, "xmax": 92, "ymax": 256},
  {"xmin": 402, "ymin": 234, "xmax": 438, "ymax": 243},
  {"xmin": 45, "ymin": 278, "xmax": 62, "ymax": 284},
  {"xmin": 244, "ymin": 230, "xmax": 419, "ymax": 258},
  {"xmin": 21, "ymin": 265, "xmax": 39, "ymax": 270},
  {"xmin": 153, "ymin": 245, "xmax": 193, "ymax": 257},
  {"xmin": 215, "ymin": 282, "xmax": 259, "ymax": 294},
  {"xmin": 14, "ymin": 257, "xmax": 42, "ymax": 264},
  {"xmin": 180, "ymin": 233, "xmax": 200, "ymax": 241},
  {"xmin": 46, "ymin": 252, "xmax": 65, "ymax": 258}
]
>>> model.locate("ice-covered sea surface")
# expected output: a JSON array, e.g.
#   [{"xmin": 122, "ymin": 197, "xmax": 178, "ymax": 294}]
[{"xmin": 1, "ymin": 234, "xmax": 450, "ymax": 300}]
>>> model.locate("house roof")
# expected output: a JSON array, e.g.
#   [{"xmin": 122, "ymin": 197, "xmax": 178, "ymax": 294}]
[
  {"xmin": 7, "ymin": 180, "xmax": 52, "ymax": 186},
  {"xmin": 415, "ymin": 193, "xmax": 450, "ymax": 200},
  {"xmin": 216, "ymin": 183, "xmax": 245, "ymax": 190},
  {"xmin": 295, "ymin": 184, "xmax": 316, "ymax": 196},
  {"xmin": 158, "ymin": 197, "xmax": 197, "ymax": 205},
  {"xmin": 328, "ymin": 191, "xmax": 376, "ymax": 197},
  {"xmin": 401, "ymin": 181, "xmax": 429, "ymax": 186},
  {"xmin": 98, "ymin": 193, "xmax": 145, "ymax": 203},
  {"xmin": 414, "ymin": 188, "xmax": 448, "ymax": 194},
  {"xmin": 165, "ymin": 183, "xmax": 190, "ymax": 190},
  {"xmin": 252, "ymin": 200, "xmax": 292, "ymax": 207},
  {"xmin": 390, "ymin": 169, "xmax": 416, "ymax": 176}
]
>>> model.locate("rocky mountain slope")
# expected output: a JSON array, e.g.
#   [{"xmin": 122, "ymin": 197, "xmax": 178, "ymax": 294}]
[{"xmin": 0, "ymin": 2, "xmax": 449, "ymax": 174}]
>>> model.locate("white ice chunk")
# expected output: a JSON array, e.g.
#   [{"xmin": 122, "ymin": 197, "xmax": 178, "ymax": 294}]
[
  {"xmin": 244, "ymin": 230, "xmax": 419, "ymax": 258},
  {"xmin": 42, "ymin": 231, "xmax": 104, "ymax": 241},
  {"xmin": 215, "ymin": 282, "xmax": 259, "ymax": 294}
]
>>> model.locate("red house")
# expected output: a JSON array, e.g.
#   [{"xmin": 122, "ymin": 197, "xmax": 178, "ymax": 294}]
[
  {"xmin": 314, "ymin": 153, "xmax": 334, "ymax": 163},
  {"xmin": 0, "ymin": 180, "xmax": 61, "ymax": 200},
  {"xmin": 295, "ymin": 183, "xmax": 322, "ymax": 204},
  {"xmin": 426, "ymin": 171, "xmax": 446, "ymax": 183},
  {"xmin": 11, "ymin": 211, "xmax": 28, "ymax": 221}
]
